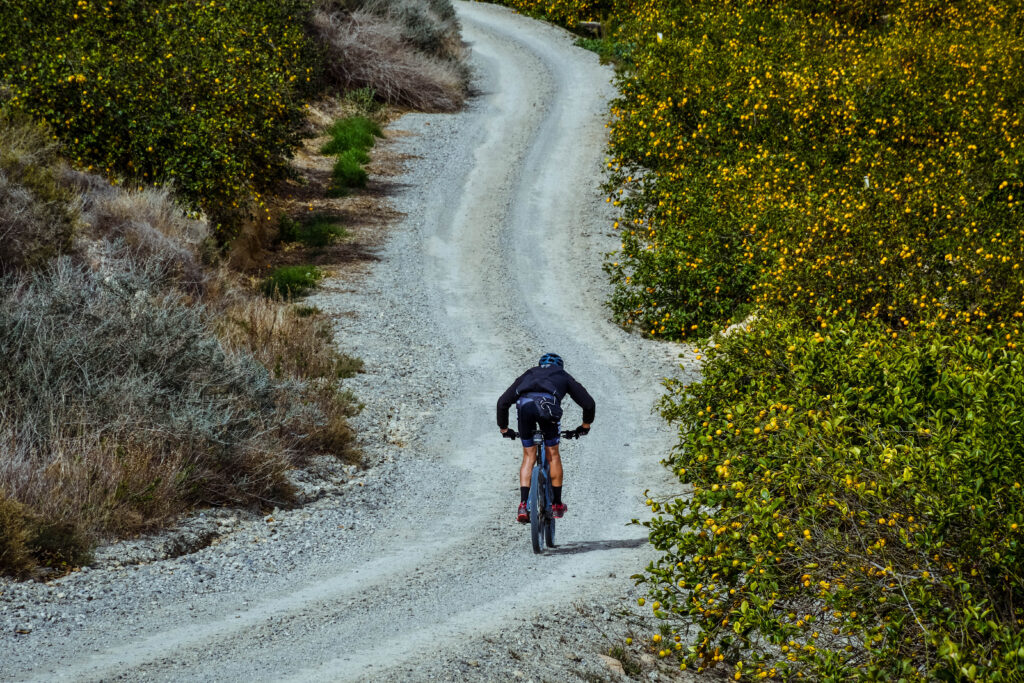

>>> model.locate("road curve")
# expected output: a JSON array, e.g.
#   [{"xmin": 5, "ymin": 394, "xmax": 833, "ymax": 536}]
[{"xmin": 0, "ymin": 4, "xmax": 692, "ymax": 681}]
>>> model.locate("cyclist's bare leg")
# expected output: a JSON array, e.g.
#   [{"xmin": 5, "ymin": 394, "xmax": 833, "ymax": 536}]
[
  {"xmin": 548, "ymin": 444, "xmax": 563, "ymax": 486},
  {"xmin": 519, "ymin": 446, "xmax": 537, "ymax": 486}
]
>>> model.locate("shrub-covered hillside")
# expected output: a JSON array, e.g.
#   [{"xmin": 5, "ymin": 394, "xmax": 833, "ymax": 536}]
[
  {"xmin": 0, "ymin": 0, "xmax": 469, "ymax": 238},
  {"xmin": 491, "ymin": 0, "xmax": 1024, "ymax": 679},
  {"xmin": 0, "ymin": 0, "xmax": 468, "ymax": 577},
  {"xmin": 0, "ymin": 0, "xmax": 317, "ymax": 238},
  {"xmin": 0, "ymin": 113, "xmax": 361, "ymax": 577}
]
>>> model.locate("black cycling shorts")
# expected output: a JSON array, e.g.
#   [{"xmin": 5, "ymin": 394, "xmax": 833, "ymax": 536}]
[{"xmin": 516, "ymin": 394, "xmax": 561, "ymax": 447}]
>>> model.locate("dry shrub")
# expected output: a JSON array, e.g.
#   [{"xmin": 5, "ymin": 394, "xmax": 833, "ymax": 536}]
[
  {"xmin": 217, "ymin": 298, "xmax": 362, "ymax": 463},
  {"xmin": 0, "ymin": 493, "xmax": 33, "ymax": 578},
  {"xmin": 65, "ymin": 169, "xmax": 210, "ymax": 293},
  {"xmin": 311, "ymin": 7, "xmax": 468, "ymax": 112},
  {"xmin": 219, "ymin": 298, "xmax": 343, "ymax": 379},
  {"xmin": 0, "ymin": 111, "xmax": 77, "ymax": 273},
  {"xmin": 0, "ymin": 257, "xmax": 300, "ymax": 574},
  {"xmin": 360, "ymin": 0, "xmax": 466, "ymax": 64}
]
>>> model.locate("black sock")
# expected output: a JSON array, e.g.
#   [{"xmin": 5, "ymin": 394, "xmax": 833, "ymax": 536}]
[
  {"xmin": 553, "ymin": 486, "xmax": 562, "ymax": 505},
  {"xmin": 520, "ymin": 486, "xmax": 530, "ymax": 503}
]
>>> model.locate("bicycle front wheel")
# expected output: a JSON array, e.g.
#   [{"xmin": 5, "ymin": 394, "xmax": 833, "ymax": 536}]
[
  {"xmin": 529, "ymin": 465, "xmax": 543, "ymax": 554},
  {"xmin": 544, "ymin": 514, "xmax": 555, "ymax": 548}
]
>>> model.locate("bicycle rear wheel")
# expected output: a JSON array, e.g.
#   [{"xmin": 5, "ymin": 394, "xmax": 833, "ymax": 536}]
[
  {"xmin": 529, "ymin": 465, "xmax": 542, "ymax": 554},
  {"xmin": 544, "ymin": 514, "xmax": 555, "ymax": 548}
]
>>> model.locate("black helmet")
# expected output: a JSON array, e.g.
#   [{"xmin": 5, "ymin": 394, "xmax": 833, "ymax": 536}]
[{"xmin": 538, "ymin": 353, "xmax": 564, "ymax": 368}]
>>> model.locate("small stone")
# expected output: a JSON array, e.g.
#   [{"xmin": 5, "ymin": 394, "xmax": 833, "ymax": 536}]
[{"xmin": 597, "ymin": 654, "xmax": 625, "ymax": 675}]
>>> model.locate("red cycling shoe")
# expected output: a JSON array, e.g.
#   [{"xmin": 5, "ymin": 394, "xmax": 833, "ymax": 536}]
[
  {"xmin": 517, "ymin": 502, "xmax": 529, "ymax": 524},
  {"xmin": 551, "ymin": 503, "xmax": 567, "ymax": 519}
]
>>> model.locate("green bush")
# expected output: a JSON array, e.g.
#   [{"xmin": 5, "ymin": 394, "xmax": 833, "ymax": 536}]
[
  {"xmin": 646, "ymin": 315, "xmax": 1024, "ymax": 679},
  {"xmin": 318, "ymin": 115, "xmax": 381, "ymax": 195},
  {"xmin": 278, "ymin": 214, "xmax": 348, "ymax": 247},
  {"xmin": 574, "ymin": 37, "xmax": 633, "ymax": 66},
  {"xmin": 260, "ymin": 264, "xmax": 324, "ymax": 298},
  {"xmin": 573, "ymin": 0, "xmax": 1024, "ymax": 678},
  {"xmin": 329, "ymin": 149, "xmax": 371, "ymax": 194},
  {"xmin": 320, "ymin": 116, "xmax": 383, "ymax": 155},
  {"xmin": 27, "ymin": 520, "xmax": 92, "ymax": 570},
  {"xmin": 0, "ymin": 0, "xmax": 318, "ymax": 239},
  {"xmin": 602, "ymin": 0, "xmax": 1024, "ymax": 340}
]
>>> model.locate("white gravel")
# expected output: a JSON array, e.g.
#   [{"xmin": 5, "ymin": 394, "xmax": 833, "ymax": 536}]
[{"xmin": 0, "ymin": 3, "xmax": 702, "ymax": 681}]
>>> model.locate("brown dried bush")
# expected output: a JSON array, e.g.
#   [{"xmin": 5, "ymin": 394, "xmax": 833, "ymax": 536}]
[
  {"xmin": 66, "ymin": 169, "xmax": 210, "ymax": 293},
  {"xmin": 0, "ymin": 494, "xmax": 33, "ymax": 578},
  {"xmin": 0, "ymin": 258, "xmax": 299, "ymax": 574},
  {"xmin": 217, "ymin": 298, "xmax": 363, "ymax": 464},
  {"xmin": 311, "ymin": 7, "xmax": 469, "ymax": 112}
]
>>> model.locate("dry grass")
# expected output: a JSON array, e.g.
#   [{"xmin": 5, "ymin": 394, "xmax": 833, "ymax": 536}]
[
  {"xmin": 217, "ymin": 297, "xmax": 363, "ymax": 463},
  {"xmin": 67, "ymin": 170, "xmax": 211, "ymax": 293},
  {"xmin": 310, "ymin": 5, "xmax": 469, "ymax": 112},
  {"xmin": 0, "ymin": 254, "xmax": 360, "ymax": 576},
  {"xmin": 1, "ymin": 95, "xmax": 362, "ymax": 579},
  {"xmin": 218, "ymin": 297, "xmax": 362, "ymax": 381},
  {"xmin": 0, "ymin": 111, "xmax": 77, "ymax": 273},
  {"xmin": 0, "ymin": 257, "xmax": 295, "ymax": 515}
]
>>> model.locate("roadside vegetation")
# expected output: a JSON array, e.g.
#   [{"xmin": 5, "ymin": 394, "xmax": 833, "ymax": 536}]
[
  {"xmin": 321, "ymin": 116, "xmax": 384, "ymax": 195},
  {"xmin": 310, "ymin": 0, "xmax": 471, "ymax": 112},
  {"xmin": 491, "ymin": 0, "xmax": 1024, "ymax": 679},
  {"xmin": 0, "ymin": 0, "xmax": 468, "ymax": 577}
]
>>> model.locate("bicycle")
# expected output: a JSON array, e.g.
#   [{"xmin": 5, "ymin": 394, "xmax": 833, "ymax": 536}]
[{"xmin": 518, "ymin": 429, "xmax": 582, "ymax": 554}]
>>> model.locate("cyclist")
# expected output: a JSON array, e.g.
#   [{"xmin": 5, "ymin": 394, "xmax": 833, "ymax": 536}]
[{"xmin": 496, "ymin": 353, "xmax": 595, "ymax": 523}]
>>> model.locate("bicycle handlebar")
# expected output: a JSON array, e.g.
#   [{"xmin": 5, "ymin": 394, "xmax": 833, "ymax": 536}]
[{"xmin": 501, "ymin": 428, "xmax": 587, "ymax": 441}]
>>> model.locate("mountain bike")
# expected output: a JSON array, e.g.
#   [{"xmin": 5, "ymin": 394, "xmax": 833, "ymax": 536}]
[{"xmin": 522, "ymin": 429, "xmax": 581, "ymax": 554}]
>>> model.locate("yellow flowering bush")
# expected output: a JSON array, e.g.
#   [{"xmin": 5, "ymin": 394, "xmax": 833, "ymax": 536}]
[
  {"xmin": 504, "ymin": 0, "xmax": 1024, "ymax": 677},
  {"xmin": 487, "ymin": 0, "xmax": 615, "ymax": 27},
  {"xmin": 605, "ymin": 1, "xmax": 1023, "ymax": 340},
  {"xmin": 0, "ymin": 0, "xmax": 318, "ymax": 238},
  {"xmin": 648, "ymin": 314, "xmax": 1024, "ymax": 679}
]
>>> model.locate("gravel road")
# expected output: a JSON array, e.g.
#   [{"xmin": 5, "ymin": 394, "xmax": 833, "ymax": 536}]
[{"xmin": 0, "ymin": 3, "xmax": 700, "ymax": 680}]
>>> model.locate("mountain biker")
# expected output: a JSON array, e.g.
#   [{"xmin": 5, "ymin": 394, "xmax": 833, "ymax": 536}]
[{"xmin": 496, "ymin": 353, "xmax": 595, "ymax": 523}]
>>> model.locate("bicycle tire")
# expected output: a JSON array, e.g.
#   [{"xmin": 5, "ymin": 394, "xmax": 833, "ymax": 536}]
[
  {"xmin": 529, "ymin": 464, "xmax": 543, "ymax": 554},
  {"xmin": 545, "ymin": 514, "xmax": 555, "ymax": 548}
]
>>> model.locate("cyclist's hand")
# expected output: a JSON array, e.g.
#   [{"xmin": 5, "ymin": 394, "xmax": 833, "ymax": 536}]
[
  {"xmin": 501, "ymin": 428, "xmax": 518, "ymax": 440},
  {"xmin": 574, "ymin": 424, "xmax": 591, "ymax": 437}
]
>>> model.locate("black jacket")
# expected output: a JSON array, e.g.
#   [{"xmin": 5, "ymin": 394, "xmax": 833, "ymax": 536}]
[{"xmin": 496, "ymin": 365, "xmax": 595, "ymax": 429}]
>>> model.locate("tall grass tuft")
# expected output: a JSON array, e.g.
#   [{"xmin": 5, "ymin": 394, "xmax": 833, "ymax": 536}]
[{"xmin": 278, "ymin": 214, "xmax": 348, "ymax": 248}]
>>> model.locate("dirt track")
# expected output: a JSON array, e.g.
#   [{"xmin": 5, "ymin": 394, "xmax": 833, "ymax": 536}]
[{"xmin": 0, "ymin": 4, "xmax": 699, "ymax": 680}]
